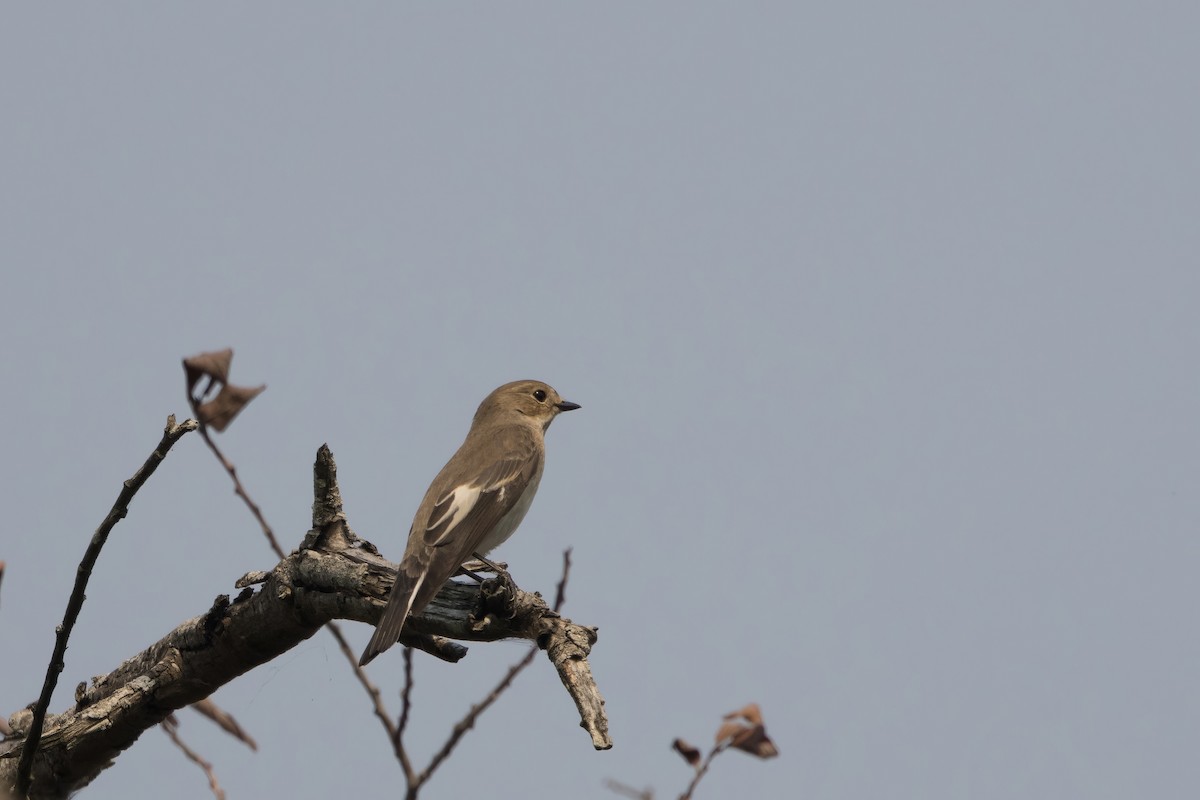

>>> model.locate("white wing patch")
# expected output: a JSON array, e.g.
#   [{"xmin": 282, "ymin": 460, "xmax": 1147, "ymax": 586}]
[
  {"xmin": 405, "ymin": 572, "xmax": 426, "ymax": 617},
  {"xmin": 427, "ymin": 483, "xmax": 483, "ymax": 546}
]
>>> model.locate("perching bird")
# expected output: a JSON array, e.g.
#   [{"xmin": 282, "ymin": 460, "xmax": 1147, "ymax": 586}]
[{"xmin": 358, "ymin": 379, "xmax": 580, "ymax": 665}]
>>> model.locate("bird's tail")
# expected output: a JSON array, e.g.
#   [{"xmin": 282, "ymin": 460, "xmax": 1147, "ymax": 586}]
[{"xmin": 358, "ymin": 567, "xmax": 426, "ymax": 666}]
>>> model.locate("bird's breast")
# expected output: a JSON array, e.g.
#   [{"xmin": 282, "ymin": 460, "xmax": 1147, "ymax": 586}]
[{"xmin": 477, "ymin": 461, "xmax": 543, "ymax": 554}]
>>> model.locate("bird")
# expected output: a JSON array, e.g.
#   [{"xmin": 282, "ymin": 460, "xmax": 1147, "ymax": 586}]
[{"xmin": 358, "ymin": 379, "xmax": 580, "ymax": 665}]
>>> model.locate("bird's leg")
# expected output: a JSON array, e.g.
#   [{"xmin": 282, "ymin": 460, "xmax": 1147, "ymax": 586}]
[
  {"xmin": 456, "ymin": 564, "xmax": 486, "ymax": 582},
  {"xmin": 469, "ymin": 552, "xmax": 507, "ymax": 574},
  {"xmin": 455, "ymin": 553, "xmax": 507, "ymax": 583}
]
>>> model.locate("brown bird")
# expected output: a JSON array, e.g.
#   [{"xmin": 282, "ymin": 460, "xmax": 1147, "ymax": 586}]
[{"xmin": 359, "ymin": 380, "xmax": 580, "ymax": 665}]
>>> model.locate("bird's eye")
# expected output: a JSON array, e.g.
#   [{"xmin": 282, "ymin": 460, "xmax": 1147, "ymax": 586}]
[{"xmin": 533, "ymin": 389, "xmax": 547, "ymax": 402}]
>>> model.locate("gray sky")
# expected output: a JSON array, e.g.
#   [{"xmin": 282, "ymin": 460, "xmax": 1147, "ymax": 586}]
[{"xmin": 3, "ymin": 4, "xmax": 1198, "ymax": 798}]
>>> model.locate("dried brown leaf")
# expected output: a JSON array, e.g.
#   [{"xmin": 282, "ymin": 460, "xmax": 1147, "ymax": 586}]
[
  {"xmin": 716, "ymin": 704, "xmax": 778, "ymax": 759},
  {"xmin": 723, "ymin": 703, "xmax": 763, "ymax": 726},
  {"xmin": 197, "ymin": 383, "xmax": 265, "ymax": 432},
  {"xmin": 672, "ymin": 738, "xmax": 702, "ymax": 768},
  {"xmin": 714, "ymin": 720, "xmax": 745, "ymax": 745},
  {"xmin": 183, "ymin": 349, "xmax": 234, "ymax": 395},
  {"xmin": 728, "ymin": 724, "xmax": 779, "ymax": 759}
]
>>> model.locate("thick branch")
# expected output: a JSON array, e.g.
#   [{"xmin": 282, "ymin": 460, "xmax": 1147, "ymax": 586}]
[{"xmin": 1, "ymin": 445, "xmax": 610, "ymax": 799}]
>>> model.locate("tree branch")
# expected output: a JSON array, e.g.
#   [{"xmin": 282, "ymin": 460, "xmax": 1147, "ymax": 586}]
[
  {"xmin": 161, "ymin": 715, "xmax": 226, "ymax": 800},
  {"xmin": 204, "ymin": 441, "xmax": 401, "ymax": 743},
  {"xmin": 13, "ymin": 415, "xmax": 197, "ymax": 797},
  {"xmin": 1, "ymin": 444, "xmax": 610, "ymax": 799}
]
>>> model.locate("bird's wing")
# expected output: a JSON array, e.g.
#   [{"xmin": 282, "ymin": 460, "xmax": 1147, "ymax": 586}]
[
  {"xmin": 358, "ymin": 433, "xmax": 540, "ymax": 666},
  {"xmin": 422, "ymin": 453, "xmax": 536, "ymax": 549}
]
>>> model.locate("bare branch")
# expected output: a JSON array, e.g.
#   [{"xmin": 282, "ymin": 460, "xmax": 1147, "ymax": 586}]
[
  {"xmin": 194, "ymin": 421, "xmax": 285, "ymax": 559},
  {"xmin": 182, "ymin": 355, "xmax": 602, "ymax": 770},
  {"xmin": 393, "ymin": 648, "xmax": 417, "ymax": 785},
  {"xmin": 605, "ymin": 778, "xmax": 654, "ymax": 800},
  {"xmin": 2, "ymin": 445, "xmax": 609, "ymax": 797},
  {"xmin": 396, "ymin": 647, "xmax": 415, "ymax": 747},
  {"xmin": 196, "ymin": 407, "xmax": 401, "ymax": 745},
  {"xmin": 546, "ymin": 621, "xmax": 609, "ymax": 749},
  {"xmin": 304, "ymin": 446, "xmax": 400, "ymax": 742},
  {"xmin": 183, "ymin": 354, "xmax": 396, "ymax": 739},
  {"xmin": 554, "ymin": 548, "xmax": 572, "ymax": 612},
  {"xmin": 190, "ymin": 699, "xmax": 256, "ymax": 752},
  {"xmin": 678, "ymin": 741, "xmax": 728, "ymax": 800},
  {"xmin": 310, "ymin": 476, "xmax": 609, "ymax": 752},
  {"xmin": 184, "ymin": 348, "xmax": 280, "ymax": 556},
  {"xmin": 184, "ymin": 354, "xmax": 405, "ymax": 746},
  {"xmin": 325, "ymin": 622, "xmax": 401, "ymax": 742},
  {"xmin": 14, "ymin": 415, "xmax": 197, "ymax": 797},
  {"xmin": 416, "ymin": 644, "xmax": 540, "ymax": 797},
  {"xmin": 162, "ymin": 714, "xmax": 226, "ymax": 800}
]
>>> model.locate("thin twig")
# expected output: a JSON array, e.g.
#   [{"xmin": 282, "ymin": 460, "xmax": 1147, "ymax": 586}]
[
  {"xmin": 401, "ymin": 550, "xmax": 576, "ymax": 798},
  {"xmin": 393, "ymin": 647, "xmax": 417, "ymax": 784},
  {"xmin": 162, "ymin": 714, "xmax": 227, "ymax": 800},
  {"xmin": 415, "ymin": 644, "xmax": 540, "ymax": 796},
  {"xmin": 191, "ymin": 698, "xmax": 257, "ymax": 751},
  {"xmin": 195, "ymin": 425, "xmax": 286, "ymax": 558},
  {"xmin": 678, "ymin": 742, "xmax": 729, "ymax": 800},
  {"xmin": 0, "ymin": 559, "xmax": 5, "ymax": 612},
  {"xmin": 604, "ymin": 778, "xmax": 655, "ymax": 800},
  {"xmin": 318, "ymin": 615, "xmax": 399, "ymax": 743},
  {"xmin": 15, "ymin": 416, "xmax": 197, "ymax": 796},
  {"xmin": 397, "ymin": 647, "xmax": 416, "ymax": 744},
  {"xmin": 553, "ymin": 548, "xmax": 572, "ymax": 612},
  {"xmin": 193, "ymin": 420, "xmax": 399, "ymax": 744}
]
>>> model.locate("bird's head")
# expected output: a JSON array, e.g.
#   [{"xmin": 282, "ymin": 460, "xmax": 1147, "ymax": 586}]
[{"xmin": 475, "ymin": 379, "xmax": 581, "ymax": 431}]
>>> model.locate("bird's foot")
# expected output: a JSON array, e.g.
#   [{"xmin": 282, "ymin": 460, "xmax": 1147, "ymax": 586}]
[{"xmin": 471, "ymin": 567, "xmax": 519, "ymax": 630}]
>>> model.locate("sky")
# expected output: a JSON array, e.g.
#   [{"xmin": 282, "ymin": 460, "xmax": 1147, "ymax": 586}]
[{"xmin": 2, "ymin": 3, "xmax": 1199, "ymax": 798}]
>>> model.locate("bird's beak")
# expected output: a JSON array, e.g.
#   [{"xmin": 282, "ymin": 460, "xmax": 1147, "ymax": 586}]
[{"xmin": 556, "ymin": 400, "xmax": 582, "ymax": 412}]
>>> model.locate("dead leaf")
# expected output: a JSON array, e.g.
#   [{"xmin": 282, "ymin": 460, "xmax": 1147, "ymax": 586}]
[
  {"xmin": 183, "ymin": 349, "xmax": 234, "ymax": 396},
  {"xmin": 715, "ymin": 703, "xmax": 778, "ymax": 759},
  {"xmin": 715, "ymin": 720, "xmax": 744, "ymax": 744},
  {"xmin": 196, "ymin": 383, "xmax": 266, "ymax": 431},
  {"xmin": 672, "ymin": 738, "xmax": 702, "ymax": 768},
  {"xmin": 722, "ymin": 703, "xmax": 763, "ymax": 726},
  {"xmin": 727, "ymin": 724, "xmax": 779, "ymax": 759},
  {"xmin": 183, "ymin": 349, "xmax": 265, "ymax": 431}
]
